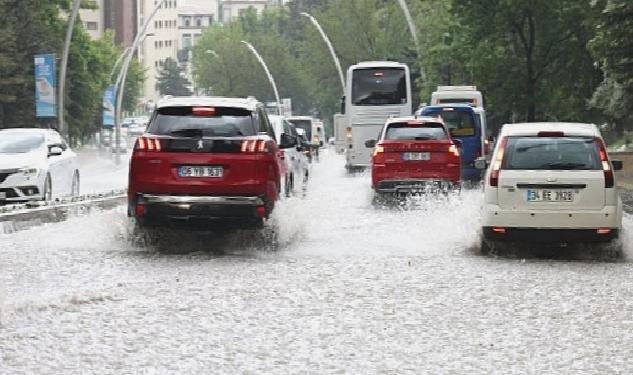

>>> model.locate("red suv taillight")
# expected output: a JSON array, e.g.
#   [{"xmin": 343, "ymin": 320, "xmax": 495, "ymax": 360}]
[
  {"xmin": 135, "ymin": 137, "xmax": 163, "ymax": 151},
  {"xmin": 489, "ymin": 137, "xmax": 508, "ymax": 187},
  {"xmin": 241, "ymin": 139, "xmax": 272, "ymax": 154},
  {"xmin": 596, "ymin": 137, "xmax": 614, "ymax": 188}
]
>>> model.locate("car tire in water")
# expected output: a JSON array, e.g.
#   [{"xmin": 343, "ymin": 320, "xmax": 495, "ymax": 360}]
[
  {"xmin": 71, "ymin": 171, "xmax": 80, "ymax": 197},
  {"xmin": 42, "ymin": 174, "xmax": 52, "ymax": 202}
]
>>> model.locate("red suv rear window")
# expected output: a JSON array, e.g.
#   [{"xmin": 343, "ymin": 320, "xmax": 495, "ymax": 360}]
[
  {"xmin": 147, "ymin": 106, "xmax": 257, "ymax": 137},
  {"xmin": 384, "ymin": 122, "xmax": 448, "ymax": 141}
]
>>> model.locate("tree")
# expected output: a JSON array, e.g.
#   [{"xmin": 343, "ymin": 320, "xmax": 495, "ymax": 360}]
[
  {"xmin": 156, "ymin": 58, "xmax": 192, "ymax": 97},
  {"xmin": 589, "ymin": 0, "xmax": 633, "ymax": 134},
  {"xmin": 0, "ymin": 0, "xmax": 144, "ymax": 143},
  {"xmin": 451, "ymin": 0, "xmax": 601, "ymax": 124}
]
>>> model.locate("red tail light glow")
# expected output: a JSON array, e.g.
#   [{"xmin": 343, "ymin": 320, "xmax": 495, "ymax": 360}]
[
  {"xmin": 135, "ymin": 137, "xmax": 163, "ymax": 151},
  {"xmin": 596, "ymin": 137, "xmax": 614, "ymax": 188},
  {"xmin": 489, "ymin": 137, "xmax": 508, "ymax": 187},
  {"xmin": 192, "ymin": 107, "xmax": 216, "ymax": 116},
  {"xmin": 448, "ymin": 144, "xmax": 460, "ymax": 157},
  {"xmin": 538, "ymin": 131, "xmax": 564, "ymax": 137},
  {"xmin": 241, "ymin": 139, "xmax": 271, "ymax": 154}
]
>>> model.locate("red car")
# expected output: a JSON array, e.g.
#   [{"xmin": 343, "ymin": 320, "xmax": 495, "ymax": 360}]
[
  {"xmin": 128, "ymin": 97, "xmax": 296, "ymax": 228},
  {"xmin": 366, "ymin": 116, "xmax": 461, "ymax": 194}
]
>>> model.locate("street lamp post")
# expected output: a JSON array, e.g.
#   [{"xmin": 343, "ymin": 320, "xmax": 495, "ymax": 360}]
[
  {"xmin": 109, "ymin": 47, "xmax": 131, "ymax": 81},
  {"xmin": 113, "ymin": 0, "xmax": 167, "ymax": 165},
  {"xmin": 300, "ymin": 12, "xmax": 345, "ymax": 93},
  {"xmin": 396, "ymin": 0, "xmax": 425, "ymax": 80},
  {"xmin": 241, "ymin": 41, "xmax": 281, "ymax": 115},
  {"xmin": 58, "ymin": 0, "xmax": 81, "ymax": 138}
]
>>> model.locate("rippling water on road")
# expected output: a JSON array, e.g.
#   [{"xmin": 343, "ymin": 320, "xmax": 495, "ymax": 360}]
[{"xmin": 3, "ymin": 149, "xmax": 633, "ymax": 374}]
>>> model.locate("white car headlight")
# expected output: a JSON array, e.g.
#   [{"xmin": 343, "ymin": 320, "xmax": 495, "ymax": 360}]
[{"xmin": 18, "ymin": 168, "xmax": 39, "ymax": 177}]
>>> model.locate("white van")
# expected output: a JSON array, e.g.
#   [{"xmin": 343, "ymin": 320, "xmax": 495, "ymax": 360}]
[
  {"xmin": 479, "ymin": 122, "xmax": 623, "ymax": 253},
  {"xmin": 431, "ymin": 86, "xmax": 483, "ymax": 108}
]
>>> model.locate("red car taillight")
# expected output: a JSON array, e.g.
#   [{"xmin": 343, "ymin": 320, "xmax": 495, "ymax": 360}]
[
  {"xmin": 241, "ymin": 139, "xmax": 272, "ymax": 154},
  {"xmin": 596, "ymin": 137, "xmax": 614, "ymax": 188},
  {"xmin": 489, "ymin": 137, "xmax": 508, "ymax": 187},
  {"xmin": 448, "ymin": 144, "xmax": 460, "ymax": 157},
  {"xmin": 135, "ymin": 136, "xmax": 163, "ymax": 152}
]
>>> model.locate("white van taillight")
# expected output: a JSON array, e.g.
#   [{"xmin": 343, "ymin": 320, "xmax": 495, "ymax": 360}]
[
  {"xmin": 241, "ymin": 139, "xmax": 271, "ymax": 153},
  {"xmin": 489, "ymin": 137, "xmax": 508, "ymax": 187},
  {"xmin": 135, "ymin": 137, "xmax": 163, "ymax": 151},
  {"xmin": 597, "ymin": 138, "xmax": 614, "ymax": 188}
]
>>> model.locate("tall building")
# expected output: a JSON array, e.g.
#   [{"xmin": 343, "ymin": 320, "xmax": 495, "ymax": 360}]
[
  {"xmin": 219, "ymin": 0, "xmax": 275, "ymax": 23},
  {"xmin": 79, "ymin": 0, "xmax": 137, "ymax": 47},
  {"xmin": 79, "ymin": 0, "xmax": 106, "ymax": 39},
  {"xmin": 138, "ymin": 0, "xmax": 180, "ymax": 103},
  {"xmin": 104, "ymin": 0, "xmax": 137, "ymax": 48},
  {"xmin": 178, "ymin": 1, "xmax": 219, "ymax": 93}
]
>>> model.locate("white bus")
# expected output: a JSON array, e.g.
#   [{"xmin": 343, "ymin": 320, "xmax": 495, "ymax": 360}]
[{"xmin": 343, "ymin": 61, "xmax": 412, "ymax": 170}]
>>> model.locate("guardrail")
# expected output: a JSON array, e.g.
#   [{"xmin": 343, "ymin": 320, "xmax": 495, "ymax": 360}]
[{"xmin": 0, "ymin": 190, "xmax": 127, "ymax": 234}]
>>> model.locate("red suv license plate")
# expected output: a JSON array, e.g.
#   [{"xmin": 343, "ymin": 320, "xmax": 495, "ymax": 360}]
[
  {"xmin": 402, "ymin": 152, "xmax": 430, "ymax": 161},
  {"xmin": 178, "ymin": 166, "xmax": 223, "ymax": 178}
]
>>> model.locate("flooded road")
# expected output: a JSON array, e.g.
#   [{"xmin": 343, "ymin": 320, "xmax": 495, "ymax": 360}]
[{"xmin": 2, "ymin": 150, "xmax": 633, "ymax": 374}]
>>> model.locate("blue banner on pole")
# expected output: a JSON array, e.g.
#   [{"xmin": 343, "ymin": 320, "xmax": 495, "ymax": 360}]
[
  {"xmin": 102, "ymin": 85, "xmax": 116, "ymax": 127},
  {"xmin": 34, "ymin": 54, "xmax": 57, "ymax": 118}
]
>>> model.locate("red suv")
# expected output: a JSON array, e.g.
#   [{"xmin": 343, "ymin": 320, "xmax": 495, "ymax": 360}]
[
  {"xmin": 128, "ymin": 97, "xmax": 295, "ymax": 228},
  {"xmin": 366, "ymin": 116, "xmax": 461, "ymax": 195}
]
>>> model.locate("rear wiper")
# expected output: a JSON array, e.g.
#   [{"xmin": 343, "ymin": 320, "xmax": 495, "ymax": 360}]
[{"xmin": 540, "ymin": 162, "xmax": 588, "ymax": 170}]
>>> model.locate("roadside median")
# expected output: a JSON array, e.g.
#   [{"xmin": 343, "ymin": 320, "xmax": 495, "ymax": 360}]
[{"xmin": 0, "ymin": 191, "xmax": 126, "ymax": 234}]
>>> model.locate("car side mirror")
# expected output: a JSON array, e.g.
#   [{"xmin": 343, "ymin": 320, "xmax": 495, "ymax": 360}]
[
  {"xmin": 453, "ymin": 139, "xmax": 463, "ymax": 148},
  {"xmin": 365, "ymin": 139, "xmax": 376, "ymax": 148},
  {"xmin": 48, "ymin": 146, "xmax": 63, "ymax": 157},
  {"xmin": 474, "ymin": 157, "xmax": 488, "ymax": 170},
  {"xmin": 612, "ymin": 160, "xmax": 623, "ymax": 171},
  {"xmin": 279, "ymin": 133, "xmax": 296, "ymax": 149}
]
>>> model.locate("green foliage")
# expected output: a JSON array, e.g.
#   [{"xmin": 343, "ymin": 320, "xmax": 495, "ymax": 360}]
[
  {"xmin": 589, "ymin": 0, "xmax": 633, "ymax": 134},
  {"xmin": 0, "ymin": 0, "xmax": 144, "ymax": 144},
  {"xmin": 156, "ymin": 58, "xmax": 192, "ymax": 97}
]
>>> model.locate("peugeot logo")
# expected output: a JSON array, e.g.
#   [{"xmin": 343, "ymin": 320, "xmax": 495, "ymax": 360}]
[{"xmin": 197, "ymin": 140, "xmax": 204, "ymax": 150}]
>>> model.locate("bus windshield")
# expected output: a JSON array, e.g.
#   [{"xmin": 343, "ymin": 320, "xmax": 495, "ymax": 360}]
[
  {"xmin": 425, "ymin": 110, "xmax": 476, "ymax": 137},
  {"xmin": 351, "ymin": 68, "xmax": 407, "ymax": 106}
]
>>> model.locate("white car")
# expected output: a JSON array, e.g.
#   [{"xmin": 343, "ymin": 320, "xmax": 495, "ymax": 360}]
[
  {"xmin": 0, "ymin": 128, "xmax": 79, "ymax": 202},
  {"xmin": 269, "ymin": 115, "xmax": 310, "ymax": 195},
  {"xmin": 479, "ymin": 122, "xmax": 623, "ymax": 252}
]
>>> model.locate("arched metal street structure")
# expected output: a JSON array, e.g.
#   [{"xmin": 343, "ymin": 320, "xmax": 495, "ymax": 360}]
[
  {"xmin": 113, "ymin": 0, "xmax": 167, "ymax": 165},
  {"xmin": 300, "ymin": 12, "xmax": 345, "ymax": 93},
  {"xmin": 241, "ymin": 41, "xmax": 282, "ymax": 115}
]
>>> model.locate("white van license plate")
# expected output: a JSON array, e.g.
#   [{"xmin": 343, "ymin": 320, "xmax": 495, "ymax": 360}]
[
  {"xmin": 527, "ymin": 189, "xmax": 574, "ymax": 202},
  {"xmin": 402, "ymin": 152, "xmax": 430, "ymax": 161},
  {"xmin": 178, "ymin": 166, "xmax": 223, "ymax": 178}
]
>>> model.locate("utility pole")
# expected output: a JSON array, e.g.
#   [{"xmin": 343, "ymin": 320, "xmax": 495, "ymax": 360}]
[{"xmin": 58, "ymin": 0, "xmax": 82, "ymax": 138}]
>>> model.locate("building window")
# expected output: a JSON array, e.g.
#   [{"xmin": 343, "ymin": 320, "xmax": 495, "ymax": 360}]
[
  {"xmin": 196, "ymin": 18, "xmax": 202, "ymax": 27},
  {"xmin": 85, "ymin": 21, "xmax": 98, "ymax": 30},
  {"xmin": 185, "ymin": 18, "xmax": 191, "ymax": 27},
  {"xmin": 182, "ymin": 34, "xmax": 192, "ymax": 48},
  {"xmin": 208, "ymin": 16, "xmax": 214, "ymax": 25}
]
